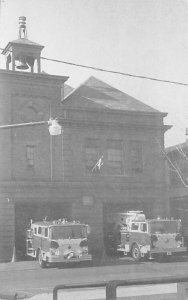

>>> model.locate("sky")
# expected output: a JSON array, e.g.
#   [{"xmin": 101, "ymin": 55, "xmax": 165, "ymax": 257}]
[{"xmin": 0, "ymin": 0, "xmax": 188, "ymax": 147}]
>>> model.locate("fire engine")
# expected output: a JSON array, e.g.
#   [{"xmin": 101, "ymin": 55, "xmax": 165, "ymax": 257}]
[
  {"xmin": 107, "ymin": 211, "xmax": 187, "ymax": 261},
  {"xmin": 26, "ymin": 218, "xmax": 92, "ymax": 267}
]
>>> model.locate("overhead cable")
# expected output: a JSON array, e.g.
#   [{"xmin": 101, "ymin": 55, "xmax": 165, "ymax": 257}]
[
  {"xmin": 41, "ymin": 56, "xmax": 188, "ymax": 87},
  {"xmin": 0, "ymin": 47, "xmax": 188, "ymax": 87}
]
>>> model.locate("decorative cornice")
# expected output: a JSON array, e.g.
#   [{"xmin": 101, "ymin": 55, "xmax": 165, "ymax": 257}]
[
  {"xmin": 61, "ymin": 106, "xmax": 168, "ymax": 117},
  {"xmin": 0, "ymin": 69, "xmax": 69, "ymax": 85},
  {"xmin": 59, "ymin": 118, "xmax": 170, "ymax": 131}
]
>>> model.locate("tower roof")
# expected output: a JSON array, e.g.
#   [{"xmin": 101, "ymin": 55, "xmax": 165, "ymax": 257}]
[
  {"xmin": 2, "ymin": 16, "xmax": 44, "ymax": 55},
  {"xmin": 2, "ymin": 16, "xmax": 44, "ymax": 73},
  {"xmin": 2, "ymin": 38, "xmax": 44, "ymax": 55}
]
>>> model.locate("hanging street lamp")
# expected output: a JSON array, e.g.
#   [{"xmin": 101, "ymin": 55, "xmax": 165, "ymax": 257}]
[{"xmin": 0, "ymin": 118, "xmax": 62, "ymax": 136}]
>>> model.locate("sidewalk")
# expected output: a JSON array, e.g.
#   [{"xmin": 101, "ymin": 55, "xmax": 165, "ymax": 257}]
[{"xmin": 0, "ymin": 255, "xmax": 130, "ymax": 272}]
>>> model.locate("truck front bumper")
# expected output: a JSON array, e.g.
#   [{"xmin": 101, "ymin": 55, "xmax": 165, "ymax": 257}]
[
  {"xmin": 46, "ymin": 254, "xmax": 92, "ymax": 263},
  {"xmin": 150, "ymin": 247, "xmax": 187, "ymax": 254}
]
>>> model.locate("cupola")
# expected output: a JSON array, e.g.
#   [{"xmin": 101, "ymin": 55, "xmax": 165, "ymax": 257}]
[{"xmin": 2, "ymin": 16, "xmax": 44, "ymax": 73}]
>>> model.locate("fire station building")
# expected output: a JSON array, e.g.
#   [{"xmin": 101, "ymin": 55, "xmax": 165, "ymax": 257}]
[{"xmin": 0, "ymin": 17, "xmax": 171, "ymax": 261}]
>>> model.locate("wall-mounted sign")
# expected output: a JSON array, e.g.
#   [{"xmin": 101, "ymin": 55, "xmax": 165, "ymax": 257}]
[{"xmin": 82, "ymin": 196, "xmax": 94, "ymax": 206}]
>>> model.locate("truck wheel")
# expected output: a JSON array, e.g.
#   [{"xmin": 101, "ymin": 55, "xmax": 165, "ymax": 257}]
[
  {"xmin": 131, "ymin": 244, "xmax": 141, "ymax": 261},
  {"xmin": 38, "ymin": 250, "xmax": 47, "ymax": 268}
]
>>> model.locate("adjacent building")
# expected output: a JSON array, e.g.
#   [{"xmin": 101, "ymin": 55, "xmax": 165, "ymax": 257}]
[
  {"xmin": 166, "ymin": 141, "xmax": 188, "ymax": 242},
  {"xmin": 166, "ymin": 142, "xmax": 188, "ymax": 217},
  {"xmin": 0, "ymin": 17, "xmax": 171, "ymax": 261}
]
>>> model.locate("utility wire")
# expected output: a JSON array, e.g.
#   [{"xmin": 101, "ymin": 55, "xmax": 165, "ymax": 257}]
[
  {"xmin": 41, "ymin": 56, "xmax": 188, "ymax": 87},
  {"xmin": 0, "ymin": 46, "xmax": 188, "ymax": 87}
]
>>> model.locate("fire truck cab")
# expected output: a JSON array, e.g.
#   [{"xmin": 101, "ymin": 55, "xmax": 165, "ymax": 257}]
[
  {"xmin": 26, "ymin": 219, "xmax": 92, "ymax": 267},
  {"xmin": 111, "ymin": 211, "xmax": 187, "ymax": 261}
]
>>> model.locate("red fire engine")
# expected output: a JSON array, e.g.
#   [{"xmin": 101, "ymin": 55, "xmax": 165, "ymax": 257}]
[
  {"xmin": 107, "ymin": 211, "xmax": 187, "ymax": 261},
  {"xmin": 26, "ymin": 219, "xmax": 92, "ymax": 267}
]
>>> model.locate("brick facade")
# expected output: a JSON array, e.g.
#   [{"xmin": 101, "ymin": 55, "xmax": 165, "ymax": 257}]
[
  {"xmin": 0, "ymin": 70, "xmax": 170, "ymax": 261},
  {"xmin": 0, "ymin": 199, "xmax": 14, "ymax": 262}
]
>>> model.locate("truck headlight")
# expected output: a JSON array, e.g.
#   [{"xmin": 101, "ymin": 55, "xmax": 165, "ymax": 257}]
[
  {"xmin": 81, "ymin": 246, "xmax": 88, "ymax": 253},
  {"xmin": 175, "ymin": 233, "xmax": 182, "ymax": 242},
  {"xmin": 50, "ymin": 248, "xmax": 60, "ymax": 256},
  {"xmin": 80, "ymin": 240, "xmax": 88, "ymax": 247},
  {"xmin": 50, "ymin": 241, "xmax": 60, "ymax": 255}
]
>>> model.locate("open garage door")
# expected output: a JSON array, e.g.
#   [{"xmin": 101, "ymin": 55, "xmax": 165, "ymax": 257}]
[
  {"xmin": 15, "ymin": 201, "xmax": 71, "ymax": 260},
  {"xmin": 103, "ymin": 202, "xmax": 152, "ymax": 255}
]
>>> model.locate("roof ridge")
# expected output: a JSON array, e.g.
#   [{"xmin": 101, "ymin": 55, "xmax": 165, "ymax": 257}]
[
  {"xmin": 63, "ymin": 76, "xmax": 96, "ymax": 100},
  {"xmin": 63, "ymin": 76, "xmax": 163, "ymax": 114}
]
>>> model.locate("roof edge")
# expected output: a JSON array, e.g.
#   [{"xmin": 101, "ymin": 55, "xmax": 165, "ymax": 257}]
[
  {"xmin": 61, "ymin": 105, "xmax": 168, "ymax": 117},
  {"xmin": 62, "ymin": 77, "xmax": 91, "ymax": 101},
  {"xmin": 2, "ymin": 40, "xmax": 44, "ymax": 55}
]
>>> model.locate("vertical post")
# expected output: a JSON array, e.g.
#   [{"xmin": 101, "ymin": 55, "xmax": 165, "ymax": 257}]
[
  {"xmin": 53, "ymin": 288, "xmax": 58, "ymax": 300},
  {"xmin": 37, "ymin": 56, "xmax": 41, "ymax": 73},
  {"xmin": 106, "ymin": 281, "xmax": 117, "ymax": 300},
  {"xmin": 6, "ymin": 58, "xmax": 9, "ymax": 70},
  {"xmin": 6, "ymin": 54, "xmax": 11, "ymax": 70},
  {"xmin": 50, "ymin": 135, "xmax": 53, "ymax": 181},
  {"xmin": 49, "ymin": 101, "xmax": 52, "ymax": 181},
  {"xmin": 177, "ymin": 282, "xmax": 188, "ymax": 299},
  {"xmin": 62, "ymin": 129, "xmax": 64, "ymax": 182},
  {"xmin": 12, "ymin": 53, "xmax": 15, "ymax": 71}
]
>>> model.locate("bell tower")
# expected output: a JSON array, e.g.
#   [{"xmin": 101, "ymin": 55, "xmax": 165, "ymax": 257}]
[{"xmin": 2, "ymin": 16, "xmax": 44, "ymax": 73}]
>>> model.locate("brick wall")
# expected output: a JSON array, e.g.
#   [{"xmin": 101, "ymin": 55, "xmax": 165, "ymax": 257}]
[
  {"xmin": 0, "ymin": 198, "xmax": 15, "ymax": 262},
  {"xmin": 0, "ymin": 70, "xmax": 67, "ymax": 182},
  {"xmin": 0, "ymin": 69, "xmax": 170, "ymax": 260}
]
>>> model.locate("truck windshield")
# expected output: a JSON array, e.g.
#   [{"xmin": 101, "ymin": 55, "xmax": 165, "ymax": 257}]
[
  {"xmin": 51, "ymin": 225, "xmax": 87, "ymax": 240},
  {"xmin": 149, "ymin": 221, "xmax": 178, "ymax": 234}
]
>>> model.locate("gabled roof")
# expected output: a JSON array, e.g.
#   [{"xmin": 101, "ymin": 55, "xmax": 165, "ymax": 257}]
[
  {"xmin": 64, "ymin": 84, "xmax": 74, "ymax": 97},
  {"xmin": 63, "ymin": 76, "xmax": 162, "ymax": 113}
]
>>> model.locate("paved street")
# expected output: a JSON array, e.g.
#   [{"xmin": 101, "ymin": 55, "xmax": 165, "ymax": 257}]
[{"xmin": 0, "ymin": 255, "xmax": 188, "ymax": 299}]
